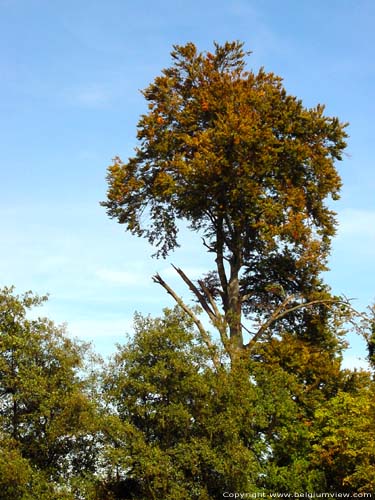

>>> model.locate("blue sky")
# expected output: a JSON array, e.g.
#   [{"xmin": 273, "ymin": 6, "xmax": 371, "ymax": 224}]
[{"xmin": 1, "ymin": 0, "xmax": 374, "ymax": 367}]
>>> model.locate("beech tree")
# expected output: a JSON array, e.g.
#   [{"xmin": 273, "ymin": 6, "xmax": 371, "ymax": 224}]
[{"xmin": 102, "ymin": 41, "xmax": 348, "ymax": 362}]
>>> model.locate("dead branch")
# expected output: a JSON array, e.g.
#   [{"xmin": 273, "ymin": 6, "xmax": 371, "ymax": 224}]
[
  {"xmin": 198, "ymin": 278, "xmax": 229, "ymax": 349},
  {"xmin": 171, "ymin": 265, "xmax": 217, "ymax": 323},
  {"xmin": 152, "ymin": 273, "xmax": 220, "ymax": 370}
]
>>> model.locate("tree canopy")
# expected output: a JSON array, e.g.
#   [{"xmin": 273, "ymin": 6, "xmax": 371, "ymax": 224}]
[
  {"xmin": 102, "ymin": 41, "xmax": 348, "ymax": 360},
  {"xmin": 99, "ymin": 308, "xmax": 374, "ymax": 497},
  {"xmin": 1, "ymin": 287, "xmax": 374, "ymax": 498},
  {"xmin": 0, "ymin": 287, "xmax": 100, "ymax": 499}
]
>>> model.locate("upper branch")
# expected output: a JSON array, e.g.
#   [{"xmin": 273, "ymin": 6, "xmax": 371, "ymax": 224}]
[
  {"xmin": 152, "ymin": 273, "xmax": 220, "ymax": 370},
  {"xmin": 245, "ymin": 296, "xmax": 350, "ymax": 351}
]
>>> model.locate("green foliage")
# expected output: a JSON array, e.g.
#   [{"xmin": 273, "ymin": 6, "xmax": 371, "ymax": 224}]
[
  {"xmin": 1, "ymin": 288, "xmax": 373, "ymax": 497},
  {"xmin": 0, "ymin": 438, "xmax": 33, "ymax": 500},
  {"xmin": 0, "ymin": 286, "xmax": 100, "ymax": 498},
  {"xmin": 99, "ymin": 308, "xmax": 370, "ymax": 498},
  {"xmin": 312, "ymin": 381, "xmax": 375, "ymax": 492},
  {"xmin": 250, "ymin": 332, "xmax": 369, "ymax": 493},
  {"xmin": 101, "ymin": 308, "xmax": 264, "ymax": 499}
]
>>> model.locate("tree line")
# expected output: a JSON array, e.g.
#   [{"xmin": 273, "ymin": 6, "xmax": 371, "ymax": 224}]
[{"xmin": 2, "ymin": 41, "xmax": 375, "ymax": 498}]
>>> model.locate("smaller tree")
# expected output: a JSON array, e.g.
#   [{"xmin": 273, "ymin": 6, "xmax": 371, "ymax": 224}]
[
  {"xmin": 0, "ymin": 286, "xmax": 100, "ymax": 495},
  {"xmin": 99, "ymin": 307, "xmax": 362, "ymax": 498},
  {"xmin": 251, "ymin": 330, "xmax": 370, "ymax": 493},
  {"xmin": 0, "ymin": 437, "xmax": 34, "ymax": 500},
  {"xmin": 101, "ymin": 308, "xmax": 265, "ymax": 499}
]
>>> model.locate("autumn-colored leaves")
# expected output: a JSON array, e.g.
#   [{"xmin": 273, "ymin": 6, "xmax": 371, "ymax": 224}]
[{"xmin": 102, "ymin": 40, "xmax": 348, "ymax": 350}]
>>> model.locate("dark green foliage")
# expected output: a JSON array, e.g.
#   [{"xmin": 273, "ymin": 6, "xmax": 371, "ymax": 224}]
[
  {"xmin": 99, "ymin": 308, "xmax": 373, "ymax": 498},
  {"xmin": 1, "ymin": 288, "xmax": 374, "ymax": 498},
  {"xmin": 311, "ymin": 379, "xmax": 375, "ymax": 492},
  {"xmin": 101, "ymin": 308, "xmax": 264, "ymax": 499}
]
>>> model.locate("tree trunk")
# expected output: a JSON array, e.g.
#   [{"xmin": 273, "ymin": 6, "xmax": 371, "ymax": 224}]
[{"xmin": 227, "ymin": 266, "xmax": 243, "ymax": 351}]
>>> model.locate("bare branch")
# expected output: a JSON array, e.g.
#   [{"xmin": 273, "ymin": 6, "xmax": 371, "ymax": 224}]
[
  {"xmin": 241, "ymin": 322, "xmax": 253, "ymax": 336},
  {"xmin": 201, "ymin": 237, "xmax": 215, "ymax": 253},
  {"xmin": 171, "ymin": 265, "xmax": 217, "ymax": 324},
  {"xmin": 245, "ymin": 295, "xmax": 295, "ymax": 350},
  {"xmin": 152, "ymin": 273, "xmax": 220, "ymax": 370},
  {"xmin": 273, "ymin": 298, "xmax": 348, "ymax": 321},
  {"xmin": 245, "ymin": 296, "xmax": 348, "ymax": 351},
  {"xmin": 198, "ymin": 278, "xmax": 229, "ymax": 348}
]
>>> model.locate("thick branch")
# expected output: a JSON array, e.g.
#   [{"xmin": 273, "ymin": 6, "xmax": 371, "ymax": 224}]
[
  {"xmin": 226, "ymin": 234, "xmax": 243, "ymax": 347},
  {"xmin": 152, "ymin": 273, "xmax": 220, "ymax": 370},
  {"xmin": 198, "ymin": 278, "xmax": 229, "ymax": 349},
  {"xmin": 171, "ymin": 265, "xmax": 217, "ymax": 324},
  {"xmin": 245, "ymin": 296, "xmax": 349, "ymax": 351}
]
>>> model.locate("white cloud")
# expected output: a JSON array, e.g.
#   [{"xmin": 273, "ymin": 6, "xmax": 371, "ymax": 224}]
[
  {"xmin": 337, "ymin": 208, "xmax": 375, "ymax": 239},
  {"xmin": 95, "ymin": 268, "xmax": 149, "ymax": 286},
  {"xmin": 62, "ymin": 84, "xmax": 112, "ymax": 108},
  {"xmin": 67, "ymin": 317, "xmax": 133, "ymax": 341},
  {"xmin": 332, "ymin": 208, "xmax": 375, "ymax": 262}
]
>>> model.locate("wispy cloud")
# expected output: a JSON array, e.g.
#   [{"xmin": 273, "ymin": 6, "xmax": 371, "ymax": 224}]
[
  {"xmin": 62, "ymin": 83, "xmax": 112, "ymax": 108},
  {"xmin": 95, "ymin": 268, "xmax": 149, "ymax": 286},
  {"xmin": 334, "ymin": 208, "xmax": 375, "ymax": 258},
  {"xmin": 337, "ymin": 208, "xmax": 375, "ymax": 239},
  {"xmin": 67, "ymin": 317, "xmax": 133, "ymax": 341}
]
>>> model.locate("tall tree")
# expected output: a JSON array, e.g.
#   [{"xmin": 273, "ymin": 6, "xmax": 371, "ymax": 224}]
[{"xmin": 102, "ymin": 41, "xmax": 348, "ymax": 361}]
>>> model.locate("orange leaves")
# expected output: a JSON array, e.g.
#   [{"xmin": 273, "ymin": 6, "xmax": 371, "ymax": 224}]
[
  {"xmin": 201, "ymin": 100, "xmax": 209, "ymax": 112},
  {"xmin": 102, "ymin": 40, "xmax": 347, "ymax": 265}
]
